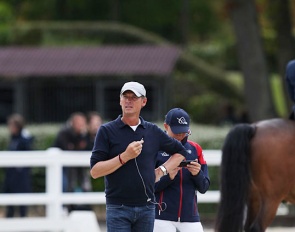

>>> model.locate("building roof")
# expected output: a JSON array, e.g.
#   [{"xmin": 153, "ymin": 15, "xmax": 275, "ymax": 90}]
[{"xmin": 0, "ymin": 45, "xmax": 181, "ymax": 78}]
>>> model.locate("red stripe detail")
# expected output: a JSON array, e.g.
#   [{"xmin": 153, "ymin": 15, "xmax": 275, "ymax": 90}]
[
  {"xmin": 188, "ymin": 140, "xmax": 207, "ymax": 164},
  {"xmin": 157, "ymin": 191, "xmax": 164, "ymax": 215}
]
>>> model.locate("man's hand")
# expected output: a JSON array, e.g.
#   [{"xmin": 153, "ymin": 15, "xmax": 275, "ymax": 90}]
[
  {"xmin": 162, "ymin": 153, "xmax": 184, "ymax": 174},
  {"xmin": 121, "ymin": 139, "xmax": 144, "ymax": 162},
  {"xmin": 169, "ymin": 167, "xmax": 180, "ymax": 180},
  {"xmin": 186, "ymin": 159, "xmax": 201, "ymax": 176},
  {"xmin": 155, "ymin": 167, "xmax": 164, "ymax": 182}
]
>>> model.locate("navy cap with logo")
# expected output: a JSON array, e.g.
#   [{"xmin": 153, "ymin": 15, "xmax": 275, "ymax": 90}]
[{"xmin": 165, "ymin": 108, "xmax": 190, "ymax": 134}]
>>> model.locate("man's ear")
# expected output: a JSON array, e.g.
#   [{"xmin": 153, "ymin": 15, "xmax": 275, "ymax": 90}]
[
  {"xmin": 119, "ymin": 95, "xmax": 123, "ymax": 107},
  {"xmin": 141, "ymin": 97, "xmax": 147, "ymax": 107},
  {"xmin": 163, "ymin": 123, "xmax": 169, "ymax": 131}
]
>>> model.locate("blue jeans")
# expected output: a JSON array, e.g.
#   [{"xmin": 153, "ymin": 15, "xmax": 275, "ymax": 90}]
[{"xmin": 106, "ymin": 204, "xmax": 155, "ymax": 232}]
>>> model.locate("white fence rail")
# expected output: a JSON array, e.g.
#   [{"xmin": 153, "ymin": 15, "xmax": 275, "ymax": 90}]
[{"xmin": 0, "ymin": 149, "xmax": 222, "ymax": 231}]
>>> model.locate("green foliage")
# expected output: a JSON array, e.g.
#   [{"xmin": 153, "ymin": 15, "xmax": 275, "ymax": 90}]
[
  {"xmin": 190, "ymin": 1, "xmax": 220, "ymax": 37},
  {"xmin": 270, "ymin": 74, "xmax": 288, "ymax": 117},
  {"xmin": 187, "ymin": 93, "xmax": 225, "ymax": 124},
  {"xmin": 1, "ymin": 0, "xmax": 225, "ymax": 44},
  {"xmin": 0, "ymin": 2, "xmax": 14, "ymax": 23},
  {"xmin": 0, "ymin": 2, "xmax": 14, "ymax": 44},
  {"xmin": 0, "ymin": 24, "xmax": 11, "ymax": 44},
  {"xmin": 11, "ymin": 27, "xmax": 43, "ymax": 45},
  {"xmin": 25, "ymin": 124, "xmax": 61, "ymax": 150}
]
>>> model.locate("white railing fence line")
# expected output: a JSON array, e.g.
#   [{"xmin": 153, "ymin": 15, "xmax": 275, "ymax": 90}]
[
  {"xmin": 0, "ymin": 149, "xmax": 286, "ymax": 231},
  {"xmin": 0, "ymin": 148, "xmax": 221, "ymax": 231}
]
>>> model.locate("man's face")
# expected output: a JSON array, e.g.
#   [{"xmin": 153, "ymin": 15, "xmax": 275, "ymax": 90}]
[
  {"xmin": 8, "ymin": 122, "xmax": 19, "ymax": 135},
  {"xmin": 71, "ymin": 115, "xmax": 87, "ymax": 134},
  {"xmin": 120, "ymin": 91, "xmax": 147, "ymax": 116},
  {"xmin": 89, "ymin": 116, "xmax": 102, "ymax": 135},
  {"xmin": 164, "ymin": 123, "xmax": 188, "ymax": 142}
]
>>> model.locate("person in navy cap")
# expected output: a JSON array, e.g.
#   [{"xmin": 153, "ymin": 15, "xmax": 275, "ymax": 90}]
[
  {"xmin": 90, "ymin": 82, "xmax": 188, "ymax": 232},
  {"xmin": 154, "ymin": 108, "xmax": 210, "ymax": 232},
  {"xmin": 286, "ymin": 60, "xmax": 295, "ymax": 119}
]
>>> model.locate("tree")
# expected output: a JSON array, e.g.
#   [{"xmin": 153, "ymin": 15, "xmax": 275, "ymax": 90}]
[{"xmin": 226, "ymin": 0, "xmax": 276, "ymax": 121}]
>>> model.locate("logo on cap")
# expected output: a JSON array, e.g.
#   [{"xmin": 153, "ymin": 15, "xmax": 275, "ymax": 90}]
[
  {"xmin": 165, "ymin": 108, "xmax": 190, "ymax": 134},
  {"xmin": 177, "ymin": 117, "xmax": 188, "ymax": 125}
]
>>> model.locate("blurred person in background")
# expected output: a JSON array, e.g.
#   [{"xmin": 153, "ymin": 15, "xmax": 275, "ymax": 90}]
[
  {"xmin": 86, "ymin": 111, "xmax": 103, "ymax": 150},
  {"xmin": 154, "ymin": 108, "xmax": 210, "ymax": 232},
  {"xmin": 3, "ymin": 113, "xmax": 34, "ymax": 218},
  {"xmin": 53, "ymin": 112, "xmax": 89, "ymax": 193},
  {"xmin": 83, "ymin": 111, "xmax": 103, "ymax": 192}
]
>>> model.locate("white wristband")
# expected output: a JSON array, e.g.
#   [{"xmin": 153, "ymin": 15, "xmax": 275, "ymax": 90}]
[{"xmin": 159, "ymin": 165, "xmax": 168, "ymax": 175}]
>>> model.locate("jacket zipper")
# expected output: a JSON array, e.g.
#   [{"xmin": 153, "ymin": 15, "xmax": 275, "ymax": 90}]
[{"xmin": 178, "ymin": 169, "xmax": 183, "ymax": 221}]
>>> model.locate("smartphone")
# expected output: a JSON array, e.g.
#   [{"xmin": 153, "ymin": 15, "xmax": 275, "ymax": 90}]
[{"xmin": 178, "ymin": 160, "xmax": 196, "ymax": 167}]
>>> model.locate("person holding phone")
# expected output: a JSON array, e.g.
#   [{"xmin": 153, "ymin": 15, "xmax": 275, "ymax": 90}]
[
  {"xmin": 154, "ymin": 108, "xmax": 210, "ymax": 232},
  {"xmin": 90, "ymin": 82, "xmax": 187, "ymax": 232}
]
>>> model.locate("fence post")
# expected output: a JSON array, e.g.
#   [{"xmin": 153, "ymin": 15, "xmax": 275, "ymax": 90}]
[{"xmin": 46, "ymin": 148, "xmax": 64, "ymax": 230}]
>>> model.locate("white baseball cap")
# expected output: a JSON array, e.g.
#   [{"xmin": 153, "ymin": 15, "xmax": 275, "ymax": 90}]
[{"xmin": 120, "ymin": 81, "xmax": 146, "ymax": 97}]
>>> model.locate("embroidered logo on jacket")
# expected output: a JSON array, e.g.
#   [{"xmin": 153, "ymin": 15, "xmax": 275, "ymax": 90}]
[
  {"xmin": 186, "ymin": 149, "xmax": 192, "ymax": 154},
  {"xmin": 161, "ymin": 152, "xmax": 169, "ymax": 157}
]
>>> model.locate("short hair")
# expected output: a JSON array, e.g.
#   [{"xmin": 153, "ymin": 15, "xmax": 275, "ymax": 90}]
[
  {"xmin": 86, "ymin": 111, "xmax": 102, "ymax": 123},
  {"xmin": 7, "ymin": 113, "xmax": 25, "ymax": 130}
]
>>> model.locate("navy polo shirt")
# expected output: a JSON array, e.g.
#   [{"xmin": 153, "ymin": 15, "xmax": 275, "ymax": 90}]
[{"xmin": 90, "ymin": 115, "xmax": 187, "ymax": 206}]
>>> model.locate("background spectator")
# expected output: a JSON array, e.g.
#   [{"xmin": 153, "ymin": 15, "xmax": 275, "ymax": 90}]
[
  {"xmin": 154, "ymin": 108, "xmax": 210, "ymax": 232},
  {"xmin": 53, "ymin": 112, "xmax": 88, "ymax": 193},
  {"xmin": 86, "ymin": 111, "xmax": 103, "ymax": 150},
  {"xmin": 3, "ymin": 113, "xmax": 34, "ymax": 218}
]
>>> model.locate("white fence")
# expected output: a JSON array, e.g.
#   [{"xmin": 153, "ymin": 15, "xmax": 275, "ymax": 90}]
[{"xmin": 0, "ymin": 149, "xmax": 220, "ymax": 231}]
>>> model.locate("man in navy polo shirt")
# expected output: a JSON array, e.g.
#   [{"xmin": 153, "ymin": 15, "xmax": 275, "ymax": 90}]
[{"xmin": 90, "ymin": 81, "xmax": 187, "ymax": 232}]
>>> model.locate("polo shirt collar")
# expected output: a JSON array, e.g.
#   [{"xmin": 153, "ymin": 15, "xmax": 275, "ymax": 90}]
[{"xmin": 116, "ymin": 115, "xmax": 147, "ymax": 129}]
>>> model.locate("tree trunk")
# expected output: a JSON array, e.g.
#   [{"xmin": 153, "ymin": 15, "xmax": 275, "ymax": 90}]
[{"xmin": 227, "ymin": 0, "xmax": 276, "ymax": 121}]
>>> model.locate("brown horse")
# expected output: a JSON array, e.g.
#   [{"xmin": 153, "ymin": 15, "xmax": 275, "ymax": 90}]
[{"xmin": 215, "ymin": 118, "xmax": 295, "ymax": 232}]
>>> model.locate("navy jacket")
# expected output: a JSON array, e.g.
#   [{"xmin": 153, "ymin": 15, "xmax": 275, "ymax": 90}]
[
  {"xmin": 90, "ymin": 116, "xmax": 187, "ymax": 206},
  {"xmin": 3, "ymin": 130, "xmax": 33, "ymax": 194},
  {"xmin": 155, "ymin": 139, "xmax": 210, "ymax": 222}
]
